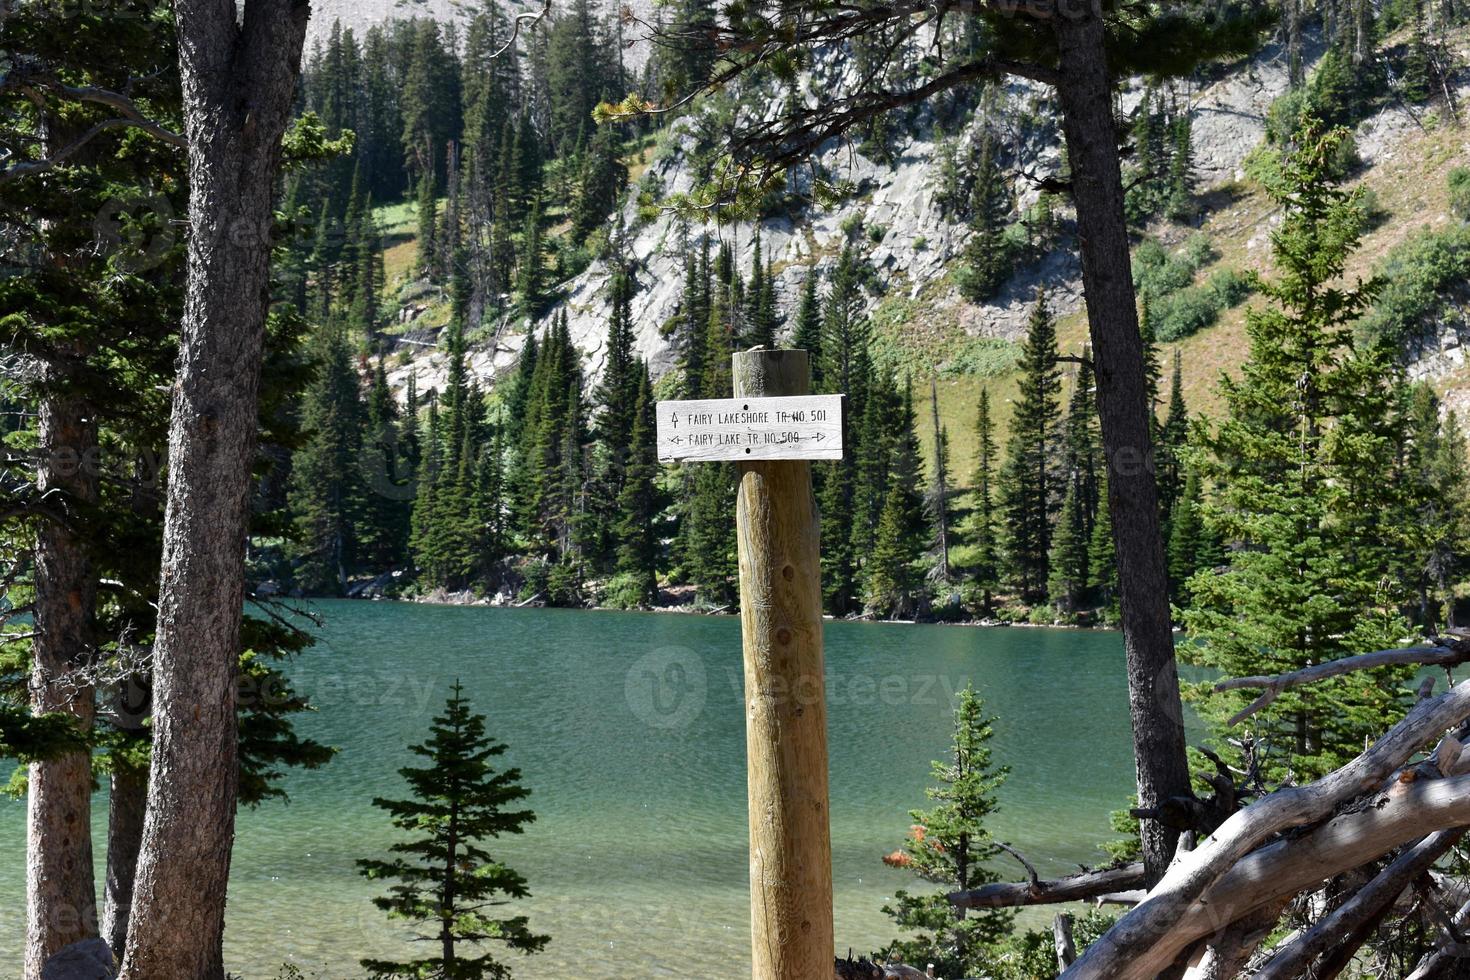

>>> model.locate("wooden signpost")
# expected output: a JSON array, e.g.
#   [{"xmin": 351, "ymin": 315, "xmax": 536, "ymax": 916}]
[{"xmin": 658, "ymin": 349, "xmax": 837, "ymax": 980}]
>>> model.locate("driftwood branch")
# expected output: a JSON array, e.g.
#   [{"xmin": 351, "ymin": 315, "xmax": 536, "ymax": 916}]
[
  {"xmin": 1216, "ymin": 646, "xmax": 1464, "ymax": 726},
  {"xmin": 1254, "ymin": 828, "xmax": 1467, "ymax": 980},
  {"xmin": 1407, "ymin": 891, "xmax": 1470, "ymax": 979},
  {"xmin": 1062, "ymin": 678, "xmax": 1470, "ymax": 980},
  {"xmin": 951, "ymin": 863, "xmax": 1144, "ymax": 909},
  {"xmin": 1053, "ymin": 913, "xmax": 1076, "ymax": 970},
  {"xmin": 1181, "ymin": 898, "xmax": 1289, "ymax": 980},
  {"xmin": 995, "ymin": 841, "xmax": 1040, "ymax": 887},
  {"xmin": 1069, "ymin": 774, "xmax": 1470, "ymax": 979}
]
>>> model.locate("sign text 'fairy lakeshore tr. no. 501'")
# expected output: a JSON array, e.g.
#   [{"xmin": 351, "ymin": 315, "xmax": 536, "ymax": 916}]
[{"xmin": 655, "ymin": 394, "xmax": 845, "ymax": 462}]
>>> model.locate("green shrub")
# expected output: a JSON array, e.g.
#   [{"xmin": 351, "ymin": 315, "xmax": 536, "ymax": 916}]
[
  {"xmin": 942, "ymin": 336, "xmax": 1023, "ymax": 378},
  {"xmin": 601, "ymin": 572, "xmax": 651, "ymax": 610},
  {"xmin": 546, "ymin": 559, "xmax": 584, "ymax": 607},
  {"xmin": 1449, "ymin": 167, "xmax": 1470, "ymax": 220},
  {"xmin": 1359, "ymin": 225, "xmax": 1470, "ymax": 346},
  {"xmin": 1133, "ymin": 233, "xmax": 1214, "ymax": 302},
  {"xmin": 517, "ymin": 558, "xmax": 550, "ymax": 602},
  {"xmin": 1151, "ymin": 270, "xmax": 1252, "ymax": 342}
]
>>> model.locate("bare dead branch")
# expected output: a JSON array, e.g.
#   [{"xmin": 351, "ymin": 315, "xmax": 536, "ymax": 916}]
[
  {"xmin": 1406, "ymin": 891, "xmax": 1470, "ymax": 979},
  {"xmin": 1054, "ymin": 913, "xmax": 1076, "ymax": 970},
  {"xmin": 951, "ymin": 862, "xmax": 1145, "ymax": 909},
  {"xmin": 489, "ymin": 0, "xmax": 551, "ymax": 59},
  {"xmin": 1180, "ymin": 898, "xmax": 1289, "ymax": 980},
  {"xmin": 1063, "ymin": 678, "xmax": 1470, "ymax": 980},
  {"xmin": 996, "ymin": 841, "xmax": 1041, "ymax": 887},
  {"xmin": 1255, "ymin": 829, "xmax": 1468, "ymax": 980},
  {"xmin": 0, "ymin": 70, "xmax": 185, "ymax": 183},
  {"xmin": 1215, "ymin": 646, "xmax": 1463, "ymax": 726}
]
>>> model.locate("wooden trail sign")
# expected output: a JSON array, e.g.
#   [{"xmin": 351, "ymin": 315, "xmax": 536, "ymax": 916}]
[
  {"xmin": 656, "ymin": 394, "xmax": 844, "ymax": 462},
  {"xmin": 730, "ymin": 350, "xmax": 835, "ymax": 980}
]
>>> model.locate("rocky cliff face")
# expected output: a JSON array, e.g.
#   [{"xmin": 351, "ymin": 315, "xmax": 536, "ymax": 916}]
[
  {"xmin": 306, "ymin": 0, "xmax": 657, "ymax": 52},
  {"xmin": 385, "ymin": 38, "xmax": 1304, "ymax": 401}
]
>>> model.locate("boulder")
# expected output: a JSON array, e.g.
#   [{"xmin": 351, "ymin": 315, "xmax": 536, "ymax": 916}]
[{"xmin": 40, "ymin": 938, "xmax": 115, "ymax": 980}]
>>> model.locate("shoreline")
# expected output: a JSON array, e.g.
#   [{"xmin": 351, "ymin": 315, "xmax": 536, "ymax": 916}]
[{"xmin": 263, "ymin": 577, "xmax": 1123, "ymax": 632}]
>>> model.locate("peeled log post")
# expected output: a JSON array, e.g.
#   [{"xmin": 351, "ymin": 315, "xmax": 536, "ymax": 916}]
[{"xmin": 733, "ymin": 348, "xmax": 835, "ymax": 980}]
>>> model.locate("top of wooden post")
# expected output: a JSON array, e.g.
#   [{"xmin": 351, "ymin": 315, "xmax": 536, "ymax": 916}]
[{"xmin": 732, "ymin": 348, "xmax": 811, "ymax": 400}]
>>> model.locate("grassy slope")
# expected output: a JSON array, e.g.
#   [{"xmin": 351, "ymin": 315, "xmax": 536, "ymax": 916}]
[{"xmin": 919, "ymin": 109, "xmax": 1470, "ymax": 487}]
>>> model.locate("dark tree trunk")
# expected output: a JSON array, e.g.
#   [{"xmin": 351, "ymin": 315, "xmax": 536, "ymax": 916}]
[
  {"xmin": 1052, "ymin": 3, "xmax": 1193, "ymax": 885},
  {"xmin": 103, "ymin": 760, "xmax": 147, "ymax": 959},
  {"xmin": 25, "ymin": 380, "xmax": 100, "ymax": 979},
  {"xmin": 118, "ymin": 2, "xmax": 309, "ymax": 977}
]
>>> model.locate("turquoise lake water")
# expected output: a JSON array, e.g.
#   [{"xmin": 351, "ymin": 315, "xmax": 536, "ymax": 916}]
[{"xmin": 0, "ymin": 602, "xmax": 1145, "ymax": 978}]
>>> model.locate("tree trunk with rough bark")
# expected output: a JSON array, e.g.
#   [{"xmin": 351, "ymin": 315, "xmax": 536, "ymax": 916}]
[
  {"xmin": 118, "ymin": 2, "xmax": 309, "ymax": 977},
  {"xmin": 25, "ymin": 378, "xmax": 100, "ymax": 979},
  {"xmin": 1052, "ymin": 5, "xmax": 1193, "ymax": 886},
  {"xmin": 102, "ymin": 760, "xmax": 147, "ymax": 959}
]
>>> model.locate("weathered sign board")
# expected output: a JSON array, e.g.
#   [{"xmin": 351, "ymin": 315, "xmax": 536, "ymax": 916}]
[{"xmin": 656, "ymin": 394, "xmax": 844, "ymax": 462}]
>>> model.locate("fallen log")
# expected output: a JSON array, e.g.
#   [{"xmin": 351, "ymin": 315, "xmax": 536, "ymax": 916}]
[
  {"xmin": 949, "ymin": 862, "xmax": 1144, "ymax": 910},
  {"xmin": 1061, "ymin": 678, "xmax": 1470, "ymax": 980},
  {"xmin": 1253, "ymin": 828, "xmax": 1467, "ymax": 980},
  {"xmin": 1181, "ymin": 899, "xmax": 1289, "ymax": 980},
  {"xmin": 1074, "ymin": 773, "xmax": 1470, "ymax": 978}
]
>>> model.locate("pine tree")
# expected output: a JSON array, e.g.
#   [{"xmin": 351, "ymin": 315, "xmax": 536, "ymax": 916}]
[
  {"xmin": 591, "ymin": 268, "xmax": 640, "ymax": 567},
  {"xmin": 882, "ymin": 685, "xmax": 1012, "ymax": 978},
  {"xmin": 677, "ymin": 244, "xmax": 711, "ymax": 398},
  {"xmin": 614, "ymin": 365, "xmax": 661, "ymax": 604},
  {"xmin": 1164, "ymin": 110, "xmax": 1197, "ymax": 222},
  {"xmin": 969, "ymin": 388, "xmax": 1001, "ymax": 613},
  {"xmin": 1165, "ymin": 466, "xmax": 1206, "ymax": 605},
  {"xmin": 544, "ymin": 0, "xmax": 614, "ymax": 153},
  {"xmin": 358, "ymin": 682, "xmax": 548, "ymax": 979},
  {"xmin": 656, "ymin": 0, "xmax": 719, "ymax": 99},
  {"xmin": 1048, "ymin": 479, "xmax": 1090, "ymax": 613},
  {"xmin": 360, "ymin": 359, "xmax": 413, "ymax": 570},
  {"xmin": 682, "ymin": 286, "xmax": 738, "ymax": 605},
  {"xmin": 742, "ymin": 235, "xmax": 778, "ymax": 348},
  {"xmin": 792, "ymin": 272, "xmax": 823, "ymax": 385},
  {"xmin": 865, "ymin": 385, "xmax": 926, "ymax": 618},
  {"xmin": 928, "ymin": 403, "xmax": 954, "ymax": 584},
  {"xmin": 818, "ymin": 245, "xmax": 872, "ymax": 614},
  {"xmin": 400, "ymin": 19, "xmax": 463, "ymax": 186},
  {"xmin": 1156, "ymin": 349, "xmax": 1189, "ymax": 523},
  {"xmin": 1404, "ymin": 386, "xmax": 1470, "ymax": 631},
  {"xmin": 516, "ymin": 200, "xmax": 545, "ymax": 320},
  {"xmin": 1182, "ymin": 122, "xmax": 1417, "ymax": 782},
  {"xmin": 1060, "ymin": 352, "xmax": 1101, "ymax": 535},
  {"xmin": 416, "ymin": 168, "xmax": 439, "ymax": 279},
  {"xmin": 1087, "ymin": 469, "xmax": 1118, "ymax": 607},
  {"xmin": 477, "ymin": 420, "xmax": 509, "ymax": 573},
  {"xmin": 572, "ymin": 122, "xmax": 628, "ymax": 242},
  {"xmin": 997, "ymin": 294, "xmax": 1061, "ymax": 603},
  {"xmin": 289, "ymin": 322, "xmax": 366, "ymax": 595},
  {"xmin": 955, "ymin": 130, "xmax": 1014, "ymax": 302}
]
